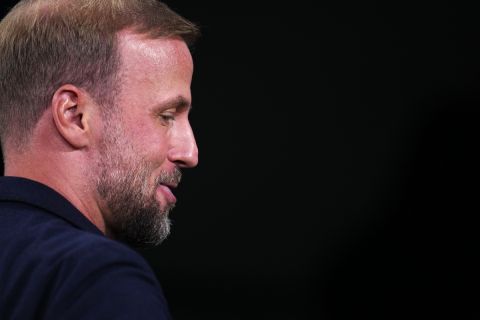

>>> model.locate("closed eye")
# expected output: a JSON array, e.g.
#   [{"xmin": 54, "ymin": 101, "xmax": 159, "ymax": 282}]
[
  {"xmin": 151, "ymin": 96, "xmax": 191, "ymax": 125},
  {"xmin": 159, "ymin": 113, "xmax": 176, "ymax": 125},
  {"xmin": 161, "ymin": 114, "xmax": 175, "ymax": 121}
]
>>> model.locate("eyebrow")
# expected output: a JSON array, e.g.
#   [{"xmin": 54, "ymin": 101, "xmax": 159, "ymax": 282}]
[{"xmin": 156, "ymin": 96, "xmax": 192, "ymax": 112}]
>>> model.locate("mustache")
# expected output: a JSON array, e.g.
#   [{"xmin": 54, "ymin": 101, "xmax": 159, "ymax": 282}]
[{"xmin": 155, "ymin": 167, "xmax": 182, "ymax": 186}]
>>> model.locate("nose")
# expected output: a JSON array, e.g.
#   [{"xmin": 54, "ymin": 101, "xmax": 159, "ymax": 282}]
[{"xmin": 167, "ymin": 121, "xmax": 199, "ymax": 168}]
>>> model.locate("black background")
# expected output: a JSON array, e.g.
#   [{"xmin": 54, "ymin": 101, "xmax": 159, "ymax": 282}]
[{"xmin": 1, "ymin": 1, "xmax": 479, "ymax": 319}]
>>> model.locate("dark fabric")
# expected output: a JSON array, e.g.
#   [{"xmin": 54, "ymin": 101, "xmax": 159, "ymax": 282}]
[{"xmin": 0, "ymin": 176, "xmax": 172, "ymax": 319}]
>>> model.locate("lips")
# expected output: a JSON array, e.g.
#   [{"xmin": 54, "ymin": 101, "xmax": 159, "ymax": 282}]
[{"xmin": 156, "ymin": 184, "xmax": 177, "ymax": 205}]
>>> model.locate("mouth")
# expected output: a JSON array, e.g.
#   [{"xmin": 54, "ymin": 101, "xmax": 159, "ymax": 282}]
[
  {"xmin": 154, "ymin": 168, "xmax": 182, "ymax": 207},
  {"xmin": 156, "ymin": 183, "xmax": 177, "ymax": 205}
]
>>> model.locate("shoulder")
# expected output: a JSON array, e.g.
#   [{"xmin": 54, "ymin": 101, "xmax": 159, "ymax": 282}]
[
  {"xmin": 0, "ymin": 199, "xmax": 150, "ymax": 271},
  {"xmin": 1, "ymin": 201, "xmax": 149, "ymax": 272},
  {"xmin": 43, "ymin": 232, "xmax": 171, "ymax": 319},
  {"xmin": 0, "ymin": 202, "xmax": 172, "ymax": 319}
]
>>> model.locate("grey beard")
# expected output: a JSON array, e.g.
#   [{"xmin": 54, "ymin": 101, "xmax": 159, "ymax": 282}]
[{"xmin": 96, "ymin": 153, "xmax": 181, "ymax": 248}]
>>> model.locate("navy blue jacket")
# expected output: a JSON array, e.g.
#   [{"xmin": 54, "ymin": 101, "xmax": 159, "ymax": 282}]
[{"xmin": 0, "ymin": 176, "xmax": 172, "ymax": 319}]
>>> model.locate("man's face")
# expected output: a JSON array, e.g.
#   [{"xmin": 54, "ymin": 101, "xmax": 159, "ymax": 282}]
[{"xmin": 93, "ymin": 33, "xmax": 198, "ymax": 247}]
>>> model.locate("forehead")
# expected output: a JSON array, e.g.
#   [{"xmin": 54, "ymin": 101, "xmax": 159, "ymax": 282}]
[{"xmin": 116, "ymin": 31, "xmax": 193, "ymax": 83}]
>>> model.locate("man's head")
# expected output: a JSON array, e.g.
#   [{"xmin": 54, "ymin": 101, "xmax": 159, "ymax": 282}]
[
  {"xmin": 0, "ymin": 0, "xmax": 198, "ymax": 149},
  {"xmin": 93, "ymin": 33, "xmax": 198, "ymax": 247},
  {"xmin": 0, "ymin": 0, "xmax": 200, "ymax": 247}
]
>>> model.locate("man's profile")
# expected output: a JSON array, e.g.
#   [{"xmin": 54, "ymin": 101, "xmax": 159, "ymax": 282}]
[{"xmin": 0, "ymin": 0, "xmax": 199, "ymax": 318}]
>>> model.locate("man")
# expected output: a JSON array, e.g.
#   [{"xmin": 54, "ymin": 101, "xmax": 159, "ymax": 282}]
[{"xmin": 0, "ymin": 0, "xmax": 199, "ymax": 318}]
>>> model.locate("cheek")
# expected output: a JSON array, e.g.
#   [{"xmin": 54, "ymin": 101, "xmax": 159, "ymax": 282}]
[{"xmin": 128, "ymin": 125, "xmax": 170, "ymax": 162}]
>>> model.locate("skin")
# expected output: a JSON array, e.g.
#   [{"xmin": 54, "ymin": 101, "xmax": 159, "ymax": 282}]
[{"xmin": 4, "ymin": 31, "xmax": 198, "ymax": 243}]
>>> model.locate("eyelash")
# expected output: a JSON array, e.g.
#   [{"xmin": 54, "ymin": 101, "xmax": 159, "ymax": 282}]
[{"xmin": 160, "ymin": 114, "xmax": 175, "ymax": 124}]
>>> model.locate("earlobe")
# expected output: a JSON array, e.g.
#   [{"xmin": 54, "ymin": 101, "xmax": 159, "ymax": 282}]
[{"xmin": 51, "ymin": 85, "xmax": 91, "ymax": 149}]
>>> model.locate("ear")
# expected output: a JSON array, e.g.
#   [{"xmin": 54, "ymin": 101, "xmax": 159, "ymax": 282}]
[{"xmin": 51, "ymin": 84, "xmax": 93, "ymax": 149}]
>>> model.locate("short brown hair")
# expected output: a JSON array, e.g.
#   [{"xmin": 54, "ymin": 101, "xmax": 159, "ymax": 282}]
[{"xmin": 0, "ymin": 0, "xmax": 199, "ymax": 149}]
